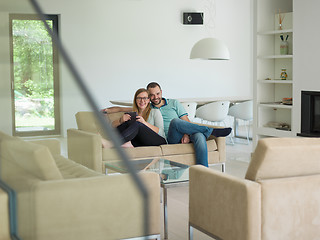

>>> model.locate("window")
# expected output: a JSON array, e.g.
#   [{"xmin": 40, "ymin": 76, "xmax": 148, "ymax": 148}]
[{"xmin": 10, "ymin": 14, "xmax": 60, "ymax": 136}]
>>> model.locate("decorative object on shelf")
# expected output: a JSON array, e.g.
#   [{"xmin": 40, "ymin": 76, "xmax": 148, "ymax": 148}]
[
  {"xmin": 277, "ymin": 9, "xmax": 286, "ymax": 30},
  {"xmin": 264, "ymin": 121, "xmax": 291, "ymax": 131},
  {"xmin": 265, "ymin": 77, "xmax": 271, "ymax": 80},
  {"xmin": 280, "ymin": 35, "xmax": 289, "ymax": 55},
  {"xmin": 282, "ymin": 97, "xmax": 292, "ymax": 105},
  {"xmin": 280, "ymin": 68, "xmax": 287, "ymax": 80}
]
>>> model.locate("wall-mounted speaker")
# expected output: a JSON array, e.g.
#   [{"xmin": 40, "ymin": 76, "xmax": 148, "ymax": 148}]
[{"xmin": 183, "ymin": 12, "xmax": 204, "ymax": 25}]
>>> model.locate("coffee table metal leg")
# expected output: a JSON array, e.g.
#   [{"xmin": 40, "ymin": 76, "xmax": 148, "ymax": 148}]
[{"xmin": 163, "ymin": 187, "xmax": 168, "ymax": 239}]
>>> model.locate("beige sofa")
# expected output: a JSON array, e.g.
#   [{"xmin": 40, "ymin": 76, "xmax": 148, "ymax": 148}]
[
  {"xmin": 67, "ymin": 111, "xmax": 226, "ymax": 174},
  {"xmin": 189, "ymin": 137, "xmax": 320, "ymax": 240},
  {"xmin": 0, "ymin": 131, "xmax": 160, "ymax": 240}
]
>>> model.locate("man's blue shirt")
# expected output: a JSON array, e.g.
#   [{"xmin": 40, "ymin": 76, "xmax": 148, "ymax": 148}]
[{"xmin": 151, "ymin": 98, "xmax": 187, "ymax": 137}]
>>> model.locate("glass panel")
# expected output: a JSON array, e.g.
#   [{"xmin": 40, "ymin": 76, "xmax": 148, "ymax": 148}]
[
  {"xmin": 10, "ymin": 15, "xmax": 60, "ymax": 136},
  {"xmin": 1, "ymin": 1, "xmax": 149, "ymax": 239},
  {"xmin": 105, "ymin": 158, "xmax": 190, "ymax": 184}
]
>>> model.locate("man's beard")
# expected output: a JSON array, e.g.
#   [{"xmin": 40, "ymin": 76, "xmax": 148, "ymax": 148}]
[{"xmin": 151, "ymin": 98, "xmax": 161, "ymax": 105}]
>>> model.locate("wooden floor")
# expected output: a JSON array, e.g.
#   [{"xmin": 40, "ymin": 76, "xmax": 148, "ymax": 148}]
[{"xmin": 159, "ymin": 140, "xmax": 252, "ymax": 240}]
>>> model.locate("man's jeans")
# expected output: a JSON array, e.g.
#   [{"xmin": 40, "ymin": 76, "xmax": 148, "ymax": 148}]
[{"xmin": 167, "ymin": 118, "xmax": 213, "ymax": 167}]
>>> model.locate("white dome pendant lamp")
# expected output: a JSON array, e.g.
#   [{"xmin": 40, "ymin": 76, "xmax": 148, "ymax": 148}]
[{"xmin": 190, "ymin": 37, "xmax": 230, "ymax": 60}]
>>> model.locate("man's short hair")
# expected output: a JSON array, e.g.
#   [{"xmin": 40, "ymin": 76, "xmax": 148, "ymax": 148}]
[{"xmin": 147, "ymin": 82, "xmax": 161, "ymax": 90}]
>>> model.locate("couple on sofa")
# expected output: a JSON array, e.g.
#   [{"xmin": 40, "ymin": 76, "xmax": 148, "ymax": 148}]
[{"xmin": 104, "ymin": 82, "xmax": 231, "ymax": 167}]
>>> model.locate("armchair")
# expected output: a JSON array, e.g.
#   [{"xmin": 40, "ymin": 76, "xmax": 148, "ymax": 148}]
[
  {"xmin": 189, "ymin": 137, "xmax": 320, "ymax": 240},
  {"xmin": 0, "ymin": 131, "xmax": 160, "ymax": 240},
  {"xmin": 0, "ymin": 188, "xmax": 10, "ymax": 240}
]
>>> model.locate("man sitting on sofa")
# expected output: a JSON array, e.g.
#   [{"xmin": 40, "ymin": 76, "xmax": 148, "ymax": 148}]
[
  {"xmin": 104, "ymin": 82, "xmax": 231, "ymax": 167},
  {"xmin": 146, "ymin": 82, "xmax": 231, "ymax": 167}
]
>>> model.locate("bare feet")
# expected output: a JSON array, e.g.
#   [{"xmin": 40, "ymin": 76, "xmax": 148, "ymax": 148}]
[
  {"xmin": 101, "ymin": 138, "xmax": 113, "ymax": 148},
  {"xmin": 121, "ymin": 141, "xmax": 134, "ymax": 148}
]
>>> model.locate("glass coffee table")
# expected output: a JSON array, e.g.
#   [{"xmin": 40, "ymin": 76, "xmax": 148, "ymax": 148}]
[{"xmin": 105, "ymin": 158, "xmax": 190, "ymax": 240}]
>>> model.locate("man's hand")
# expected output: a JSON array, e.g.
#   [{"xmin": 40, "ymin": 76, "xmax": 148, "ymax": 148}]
[
  {"xmin": 102, "ymin": 106, "xmax": 133, "ymax": 114},
  {"xmin": 181, "ymin": 134, "xmax": 190, "ymax": 144}
]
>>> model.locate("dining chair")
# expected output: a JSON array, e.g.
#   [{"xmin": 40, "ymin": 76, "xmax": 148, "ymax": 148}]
[
  {"xmin": 195, "ymin": 101, "xmax": 230, "ymax": 126},
  {"xmin": 195, "ymin": 101, "xmax": 233, "ymax": 144},
  {"xmin": 181, "ymin": 102, "xmax": 197, "ymax": 121},
  {"xmin": 228, "ymin": 100, "xmax": 253, "ymax": 144}
]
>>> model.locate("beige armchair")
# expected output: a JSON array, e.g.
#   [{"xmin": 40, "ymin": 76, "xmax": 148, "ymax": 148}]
[
  {"xmin": 0, "ymin": 189, "xmax": 10, "ymax": 240},
  {"xmin": 189, "ymin": 137, "xmax": 320, "ymax": 240},
  {"xmin": 0, "ymin": 131, "xmax": 160, "ymax": 240}
]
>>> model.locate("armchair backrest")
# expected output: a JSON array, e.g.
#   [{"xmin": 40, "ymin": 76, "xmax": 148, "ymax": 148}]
[
  {"xmin": 245, "ymin": 137, "xmax": 320, "ymax": 181},
  {"xmin": 1, "ymin": 139, "xmax": 63, "ymax": 181}
]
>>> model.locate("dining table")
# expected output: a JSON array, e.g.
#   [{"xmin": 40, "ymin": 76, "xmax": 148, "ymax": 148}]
[{"xmin": 109, "ymin": 96, "xmax": 252, "ymax": 107}]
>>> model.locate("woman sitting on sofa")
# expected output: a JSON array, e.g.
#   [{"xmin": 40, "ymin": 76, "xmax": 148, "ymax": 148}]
[{"xmin": 109, "ymin": 88, "xmax": 167, "ymax": 148}]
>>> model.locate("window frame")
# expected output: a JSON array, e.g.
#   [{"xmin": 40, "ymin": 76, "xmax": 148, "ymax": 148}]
[{"xmin": 9, "ymin": 14, "xmax": 61, "ymax": 137}]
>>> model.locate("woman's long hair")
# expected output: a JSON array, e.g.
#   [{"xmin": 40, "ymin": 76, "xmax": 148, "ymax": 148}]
[{"xmin": 132, "ymin": 88, "xmax": 151, "ymax": 121}]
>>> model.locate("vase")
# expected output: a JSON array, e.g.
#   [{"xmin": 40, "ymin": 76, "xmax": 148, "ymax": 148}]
[
  {"xmin": 280, "ymin": 68, "xmax": 287, "ymax": 80},
  {"xmin": 280, "ymin": 41, "xmax": 289, "ymax": 55}
]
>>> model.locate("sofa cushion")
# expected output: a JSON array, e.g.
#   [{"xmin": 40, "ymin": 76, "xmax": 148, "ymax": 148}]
[
  {"xmin": 245, "ymin": 137, "xmax": 320, "ymax": 181},
  {"xmin": 75, "ymin": 112, "xmax": 100, "ymax": 133},
  {"xmin": 1, "ymin": 140, "xmax": 63, "ymax": 180},
  {"xmin": 106, "ymin": 112, "xmax": 127, "ymax": 122},
  {"xmin": 76, "ymin": 111, "xmax": 127, "ymax": 140},
  {"xmin": 102, "ymin": 146, "xmax": 162, "ymax": 161},
  {"xmin": 160, "ymin": 139, "xmax": 217, "ymax": 156},
  {"xmin": 54, "ymin": 155, "xmax": 102, "ymax": 179}
]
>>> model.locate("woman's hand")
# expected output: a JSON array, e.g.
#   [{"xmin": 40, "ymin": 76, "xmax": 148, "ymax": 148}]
[
  {"xmin": 112, "ymin": 113, "xmax": 132, "ymax": 128},
  {"xmin": 121, "ymin": 113, "xmax": 131, "ymax": 123},
  {"xmin": 136, "ymin": 115, "xmax": 146, "ymax": 125}
]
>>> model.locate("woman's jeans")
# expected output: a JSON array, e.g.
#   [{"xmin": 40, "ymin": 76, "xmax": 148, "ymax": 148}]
[{"xmin": 167, "ymin": 118, "xmax": 213, "ymax": 167}]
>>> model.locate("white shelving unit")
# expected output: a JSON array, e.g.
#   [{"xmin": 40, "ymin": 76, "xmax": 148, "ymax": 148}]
[{"xmin": 253, "ymin": 0, "xmax": 294, "ymax": 146}]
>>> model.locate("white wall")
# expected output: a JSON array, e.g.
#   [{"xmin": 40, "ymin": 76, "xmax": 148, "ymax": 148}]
[
  {"xmin": 0, "ymin": 0, "xmax": 252, "ymax": 136},
  {"xmin": 293, "ymin": 0, "xmax": 320, "ymax": 133}
]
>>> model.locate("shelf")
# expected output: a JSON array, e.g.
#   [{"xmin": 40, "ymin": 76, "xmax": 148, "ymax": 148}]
[
  {"xmin": 254, "ymin": 3, "xmax": 293, "ymax": 144},
  {"xmin": 259, "ymin": 103, "xmax": 292, "ymax": 109},
  {"xmin": 257, "ymin": 127, "xmax": 294, "ymax": 138},
  {"xmin": 258, "ymin": 29, "xmax": 293, "ymax": 35},
  {"xmin": 258, "ymin": 80, "xmax": 293, "ymax": 84},
  {"xmin": 258, "ymin": 55, "xmax": 293, "ymax": 59}
]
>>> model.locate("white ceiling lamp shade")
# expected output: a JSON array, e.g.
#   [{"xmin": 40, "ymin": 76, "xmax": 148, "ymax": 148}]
[{"xmin": 190, "ymin": 37, "xmax": 230, "ymax": 60}]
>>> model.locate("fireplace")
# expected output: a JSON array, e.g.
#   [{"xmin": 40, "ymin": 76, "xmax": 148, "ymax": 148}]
[{"xmin": 298, "ymin": 91, "xmax": 320, "ymax": 137}]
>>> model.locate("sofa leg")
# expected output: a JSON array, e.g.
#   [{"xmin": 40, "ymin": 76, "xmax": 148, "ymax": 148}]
[{"xmin": 188, "ymin": 223, "xmax": 194, "ymax": 240}]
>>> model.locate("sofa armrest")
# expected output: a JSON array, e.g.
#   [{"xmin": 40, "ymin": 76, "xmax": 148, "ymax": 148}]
[
  {"xmin": 189, "ymin": 165, "xmax": 261, "ymax": 240},
  {"xmin": 31, "ymin": 172, "xmax": 160, "ymax": 240},
  {"xmin": 214, "ymin": 136, "xmax": 226, "ymax": 162},
  {"xmin": 67, "ymin": 129, "xmax": 103, "ymax": 173}
]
